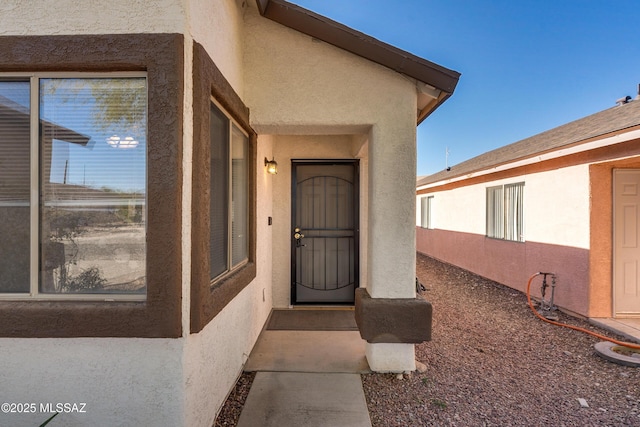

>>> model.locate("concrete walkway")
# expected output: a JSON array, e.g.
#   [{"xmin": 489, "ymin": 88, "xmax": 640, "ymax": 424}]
[
  {"xmin": 238, "ymin": 330, "xmax": 372, "ymax": 426},
  {"xmin": 237, "ymin": 372, "xmax": 371, "ymax": 427},
  {"xmin": 244, "ymin": 330, "xmax": 369, "ymax": 373},
  {"xmin": 235, "ymin": 313, "xmax": 640, "ymax": 426},
  {"xmin": 590, "ymin": 317, "xmax": 640, "ymax": 343}
]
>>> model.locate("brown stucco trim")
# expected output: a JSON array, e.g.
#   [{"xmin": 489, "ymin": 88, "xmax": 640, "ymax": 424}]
[
  {"xmin": 0, "ymin": 34, "xmax": 184, "ymax": 338},
  {"xmin": 191, "ymin": 42, "xmax": 257, "ymax": 334},
  {"xmin": 354, "ymin": 288, "xmax": 432, "ymax": 343},
  {"xmin": 418, "ymin": 137, "xmax": 640, "ymax": 195},
  {"xmin": 256, "ymin": 0, "xmax": 460, "ymax": 121}
]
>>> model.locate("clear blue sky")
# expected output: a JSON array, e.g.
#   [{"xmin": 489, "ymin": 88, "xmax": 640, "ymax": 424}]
[{"xmin": 290, "ymin": 0, "xmax": 640, "ymax": 176}]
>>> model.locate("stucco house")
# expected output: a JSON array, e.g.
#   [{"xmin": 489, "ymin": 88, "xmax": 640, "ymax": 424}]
[
  {"xmin": 0, "ymin": 0, "xmax": 460, "ymax": 425},
  {"xmin": 417, "ymin": 96, "xmax": 640, "ymax": 321}
]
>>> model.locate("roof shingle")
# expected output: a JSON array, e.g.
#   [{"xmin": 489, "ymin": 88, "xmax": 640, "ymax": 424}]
[{"xmin": 418, "ymin": 100, "xmax": 640, "ymax": 187}]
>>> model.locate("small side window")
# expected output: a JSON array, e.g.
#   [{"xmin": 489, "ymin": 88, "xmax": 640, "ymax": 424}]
[
  {"xmin": 420, "ymin": 196, "xmax": 433, "ymax": 229},
  {"xmin": 209, "ymin": 101, "xmax": 249, "ymax": 281},
  {"xmin": 486, "ymin": 183, "xmax": 524, "ymax": 242}
]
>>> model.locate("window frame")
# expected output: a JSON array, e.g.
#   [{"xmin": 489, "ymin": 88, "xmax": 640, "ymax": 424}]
[
  {"xmin": 0, "ymin": 72, "xmax": 148, "ymax": 302},
  {"xmin": 209, "ymin": 98, "xmax": 249, "ymax": 282},
  {"xmin": 0, "ymin": 33, "xmax": 184, "ymax": 339},
  {"xmin": 486, "ymin": 182, "xmax": 524, "ymax": 242},
  {"xmin": 190, "ymin": 41, "xmax": 257, "ymax": 334}
]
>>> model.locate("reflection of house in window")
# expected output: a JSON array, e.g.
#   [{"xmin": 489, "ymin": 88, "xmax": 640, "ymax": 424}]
[
  {"xmin": 0, "ymin": 92, "xmax": 90, "ymax": 293},
  {"xmin": 0, "ymin": 91, "xmax": 91, "ymax": 194},
  {"xmin": 0, "ymin": 92, "xmax": 35, "ymax": 292}
]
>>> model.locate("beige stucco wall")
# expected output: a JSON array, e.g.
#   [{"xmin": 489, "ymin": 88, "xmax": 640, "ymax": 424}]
[
  {"xmin": 187, "ymin": 0, "xmax": 246, "ymax": 96},
  {"xmin": 183, "ymin": 275, "xmax": 272, "ymax": 427},
  {"xmin": 0, "ymin": 338, "xmax": 184, "ymax": 426},
  {"xmin": 0, "ymin": 0, "xmax": 186, "ymax": 35},
  {"xmin": 244, "ymin": 6, "xmax": 419, "ymax": 300},
  {"xmin": 182, "ymin": 2, "xmax": 273, "ymax": 425},
  {"xmin": 417, "ymin": 184, "xmax": 485, "ymax": 234},
  {"xmin": 417, "ymin": 164, "xmax": 591, "ymax": 249},
  {"xmin": 526, "ymin": 165, "xmax": 590, "ymax": 248},
  {"xmin": 182, "ymin": 134, "xmax": 275, "ymax": 427}
]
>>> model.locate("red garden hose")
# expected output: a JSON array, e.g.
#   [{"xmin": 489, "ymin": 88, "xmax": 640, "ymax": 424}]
[{"xmin": 526, "ymin": 273, "xmax": 640, "ymax": 350}]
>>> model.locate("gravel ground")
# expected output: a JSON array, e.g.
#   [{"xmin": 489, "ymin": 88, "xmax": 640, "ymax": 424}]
[
  {"xmin": 363, "ymin": 254, "xmax": 640, "ymax": 426},
  {"xmin": 215, "ymin": 253, "xmax": 640, "ymax": 426},
  {"xmin": 214, "ymin": 372, "xmax": 255, "ymax": 427}
]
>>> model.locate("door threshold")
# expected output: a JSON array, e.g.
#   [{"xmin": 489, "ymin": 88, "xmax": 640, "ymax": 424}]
[{"xmin": 287, "ymin": 305, "xmax": 355, "ymax": 310}]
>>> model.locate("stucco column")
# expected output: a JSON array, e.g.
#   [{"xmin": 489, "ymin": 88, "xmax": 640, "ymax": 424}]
[
  {"xmin": 367, "ymin": 124, "xmax": 416, "ymax": 298},
  {"xmin": 365, "ymin": 122, "xmax": 417, "ymax": 372}
]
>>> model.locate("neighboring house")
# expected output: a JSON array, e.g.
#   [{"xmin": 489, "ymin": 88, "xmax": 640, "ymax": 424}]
[
  {"xmin": 0, "ymin": 1, "xmax": 460, "ymax": 426},
  {"xmin": 416, "ymin": 97, "xmax": 640, "ymax": 321}
]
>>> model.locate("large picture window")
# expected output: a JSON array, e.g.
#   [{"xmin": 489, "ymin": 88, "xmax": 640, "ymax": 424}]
[
  {"xmin": 209, "ymin": 101, "xmax": 248, "ymax": 280},
  {"xmin": 486, "ymin": 182, "xmax": 524, "ymax": 242},
  {"xmin": 0, "ymin": 74, "xmax": 147, "ymax": 299}
]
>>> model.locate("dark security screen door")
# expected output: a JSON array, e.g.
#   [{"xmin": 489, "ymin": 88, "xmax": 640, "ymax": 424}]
[{"xmin": 292, "ymin": 161, "xmax": 359, "ymax": 304}]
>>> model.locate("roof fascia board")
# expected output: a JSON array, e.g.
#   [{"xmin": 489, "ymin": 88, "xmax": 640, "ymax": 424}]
[
  {"xmin": 417, "ymin": 127, "xmax": 640, "ymax": 192},
  {"xmin": 257, "ymin": 0, "xmax": 460, "ymax": 95}
]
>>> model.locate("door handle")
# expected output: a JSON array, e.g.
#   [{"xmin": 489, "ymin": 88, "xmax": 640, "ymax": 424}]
[{"xmin": 294, "ymin": 228, "xmax": 305, "ymax": 247}]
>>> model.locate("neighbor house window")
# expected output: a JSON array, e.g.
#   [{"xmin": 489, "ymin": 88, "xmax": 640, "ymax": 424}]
[
  {"xmin": 209, "ymin": 101, "xmax": 248, "ymax": 280},
  {"xmin": 420, "ymin": 196, "xmax": 433, "ymax": 229},
  {"xmin": 486, "ymin": 183, "xmax": 524, "ymax": 242},
  {"xmin": 0, "ymin": 74, "xmax": 147, "ymax": 299}
]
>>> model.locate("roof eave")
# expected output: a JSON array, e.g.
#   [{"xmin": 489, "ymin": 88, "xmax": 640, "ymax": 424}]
[
  {"xmin": 417, "ymin": 123, "xmax": 640, "ymax": 189},
  {"xmin": 417, "ymin": 90, "xmax": 453, "ymax": 125},
  {"xmin": 256, "ymin": 0, "xmax": 460, "ymax": 123}
]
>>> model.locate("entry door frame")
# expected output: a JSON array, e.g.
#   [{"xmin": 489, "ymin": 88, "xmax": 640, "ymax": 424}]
[
  {"xmin": 290, "ymin": 159, "xmax": 360, "ymax": 305},
  {"xmin": 613, "ymin": 168, "xmax": 640, "ymax": 317}
]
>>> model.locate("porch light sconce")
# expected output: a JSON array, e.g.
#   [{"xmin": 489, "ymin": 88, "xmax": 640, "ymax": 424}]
[{"xmin": 265, "ymin": 157, "xmax": 278, "ymax": 175}]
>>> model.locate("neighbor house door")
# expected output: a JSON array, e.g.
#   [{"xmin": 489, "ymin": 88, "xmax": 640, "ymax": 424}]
[
  {"xmin": 613, "ymin": 169, "xmax": 640, "ymax": 317},
  {"xmin": 291, "ymin": 161, "xmax": 359, "ymax": 304}
]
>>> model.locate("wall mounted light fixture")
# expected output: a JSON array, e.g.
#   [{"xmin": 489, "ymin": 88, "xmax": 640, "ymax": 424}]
[{"xmin": 265, "ymin": 157, "xmax": 278, "ymax": 175}]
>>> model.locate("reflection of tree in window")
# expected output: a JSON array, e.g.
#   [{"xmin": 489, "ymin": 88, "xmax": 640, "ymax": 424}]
[{"xmin": 43, "ymin": 78, "xmax": 146, "ymax": 133}]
